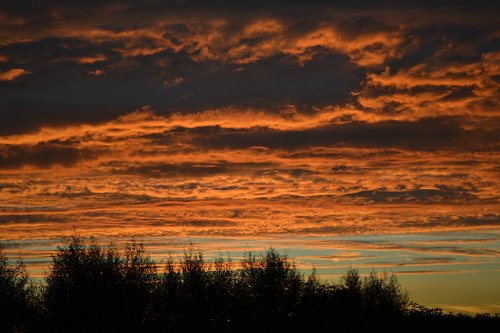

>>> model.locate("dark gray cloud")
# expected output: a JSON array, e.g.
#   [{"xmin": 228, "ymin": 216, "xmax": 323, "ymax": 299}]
[
  {"xmin": 0, "ymin": 143, "xmax": 96, "ymax": 169},
  {"xmin": 397, "ymin": 257, "xmax": 455, "ymax": 266},
  {"xmin": 162, "ymin": 52, "xmax": 362, "ymax": 109},
  {"xmin": 1, "ymin": 1, "xmax": 498, "ymax": 17},
  {"xmin": 0, "ymin": 103, "xmax": 126, "ymax": 136},
  {"xmin": 102, "ymin": 161, "xmax": 276, "ymax": 178},
  {"xmin": 186, "ymin": 117, "xmax": 498, "ymax": 151},
  {"xmin": 344, "ymin": 235, "xmax": 500, "ymax": 257},
  {"xmin": 0, "ymin": 0, "xmax": 498, "ymax": 160},
  {"xmin": 331, "ymin": 165, "xmax": 361, "ymax": 173},
  {"xmin": 343, "ymin": 187, "xmax": 478, "ymax": 204},
  {"xmin": 60, "ymin": 50, "xmax": 361, "ymax": 111},
  {"xmin": 0, "ymin": 42, "xmax": 362, "ymax": 135}
]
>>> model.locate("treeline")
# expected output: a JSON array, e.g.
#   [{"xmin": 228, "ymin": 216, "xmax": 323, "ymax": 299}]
[{"xmin": 0, "ymin": 236, "xmax": 498, "ymax": 333}]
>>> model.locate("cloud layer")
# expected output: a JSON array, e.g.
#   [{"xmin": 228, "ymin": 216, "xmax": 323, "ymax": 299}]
[{"xmin": 0, "ymin": 0, "xmax": 499, "ymax": 313}]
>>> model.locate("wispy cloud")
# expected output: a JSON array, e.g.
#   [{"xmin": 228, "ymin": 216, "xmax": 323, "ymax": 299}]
[
  {"xmin": 0, "ymin": 68, "xmax": 29, "ymax": 81},
  {"xmin": 0, "ymin": 0, "xmax": 499, "ymax": 313}
]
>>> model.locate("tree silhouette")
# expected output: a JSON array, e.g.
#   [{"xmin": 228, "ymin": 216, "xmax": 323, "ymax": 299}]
[
  {"xmin": 0, "ymin": 246, "xmax": 36, "ymax": 332},
  {"xmin": 43, "ymin": 236, "xmax": 155, "ymax": 333},
  {"xmin": 1, "ymin": 236, "xmax": 498, "ymax": 332},
  {"xmin": 238, "ymin": 249, "xmax": 303, "ymax": 330},
  {"xmin": 362, "ymin": 270, "xmax": 409, "ymax": 319}
]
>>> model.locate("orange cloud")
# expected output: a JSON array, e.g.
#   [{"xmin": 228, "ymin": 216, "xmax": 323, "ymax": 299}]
[
  {"xmin": 284, "ymin": 27, "xmax": 405, "ymax": 66},
  {"xmin": 357, "ymin": 52, "xmax": 500, "ymax": 119},
  {"xmin": 88, "ymin": 69, "xmax": 105, "ymax": 76},
  {"xmin": 0, "ymin": 16, "xmax": 407, "ymax": 68},
  {"xmin": 76, "ymin": 54, "xmax": 107, "ymax": 64},
  {"xmin": 0, "ymin": 68, "xmax": 30, "ymax": 81}
]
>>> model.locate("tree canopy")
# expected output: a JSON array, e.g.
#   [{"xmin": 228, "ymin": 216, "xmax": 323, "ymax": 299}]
[{"xmin": 0, "ymin": 237, "xmax": 498, "ymax": 333}]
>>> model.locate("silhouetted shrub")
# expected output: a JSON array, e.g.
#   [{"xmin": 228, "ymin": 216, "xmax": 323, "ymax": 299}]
[
  {"xmin": 43, "ymin": 236, "xmax": 156, "ymax": 333},
  {"xmin": 339, "ymin": 267, "xmax": 364, "ymax": 313},
  {"xmin": 153, "ymin": 247, "xmax": 239, "ymax": 331},
  {"xmin": 121, "ymin": 241, "xmax": 157, "ymax": 330},
  {"xmin": 404, "ymin": 303, "xmax": 500, "ymax": 331},
  {"xmin": 151, "ymin": 255, "xmax": 182, "ymax": 330},
  {"xmin": 362, "ymin": 270, "xmax": 409, "ymax": 318},
  {"xmin": 238, "ymin": 249, "xmax": 303, "ymax": 330},
  {"xmin": 1, "ymin": 236, "xmax": 499, "ymax": 332},
  {"xmin": 0, "ymin": 247, "xmax": 35, "ymax": 333}
]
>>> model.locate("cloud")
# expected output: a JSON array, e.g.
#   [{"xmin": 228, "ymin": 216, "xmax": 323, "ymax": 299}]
[
  {"xmin": 331, "ymin": 165, "xmax": 361, "ymax": 173},
  {"xmin": 0, "ymin": 103, "xmax": 126, "ymax": 136},
  {"xmin": 0, "ymin": 68, "xmax": 29, "ymax": 81},
  {"xmin": 0, "ymin": 0, "xmax": 498, "ymax": 139},
  {"xmin": 191, "ymin": 116, "xmax": 498, "ymax": 151},
  {"xmin": 88, "ymin": 69, "xmax": 105, "ymax": 76},
  {"xmin": 357, "ymin": 49, "xmax": 500, "ymax": 119},
  {"xmin": 0, "ymin": 143, "xmax": 97, "ymax": 169},
  {"xmin": 342, "ymin": 187, "xmax": 479, "ymax": 204},
  {"xmin": 103, "ymin": 160, "xmax": 276, "ymax": 178}
]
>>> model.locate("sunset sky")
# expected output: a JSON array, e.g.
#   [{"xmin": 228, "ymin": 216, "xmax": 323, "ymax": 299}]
[{"xmin": 0, "ymin": 1, "xmax": 499, "ymax": 314}]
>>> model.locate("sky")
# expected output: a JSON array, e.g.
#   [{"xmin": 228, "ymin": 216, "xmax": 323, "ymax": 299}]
[{"xmin": 0, "ymin": 0, "xmax": 499, "ymax": 314}]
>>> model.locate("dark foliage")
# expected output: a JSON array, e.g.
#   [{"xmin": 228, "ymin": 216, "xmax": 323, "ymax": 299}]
[
  {"xmin": 0, "ymin": 237, "xmax": 498, "ymax": 333},
  {"xmin": 43, "ymin": 236, "xmax": 156, "ymax": 333},
  {"xmin": 0, "ymin": 247, "xmax": 37, "ymax": 332}
]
